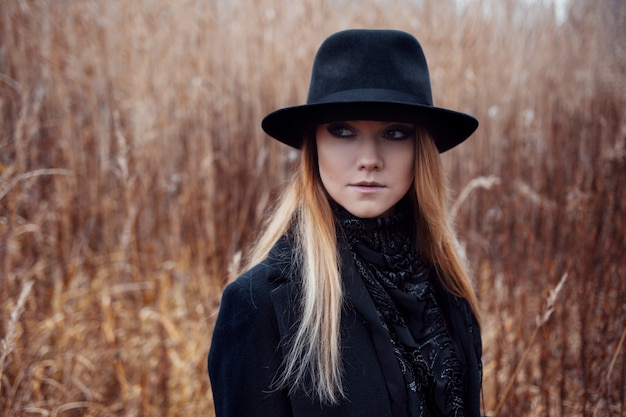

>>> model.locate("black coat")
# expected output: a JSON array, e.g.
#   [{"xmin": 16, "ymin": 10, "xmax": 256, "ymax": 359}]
[{"xmin": 208, "ymin": 238, "xmax": 482, "ymax": 417}]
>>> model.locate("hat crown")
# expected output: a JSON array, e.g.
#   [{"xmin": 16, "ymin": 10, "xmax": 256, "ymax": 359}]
[
  {"xmin": 307, "ymin": 29, "xmax": 433, "ymax": 106},
  {"xmin": 261, "ymin": 29, "xmax": 478, "ymax": 152}
]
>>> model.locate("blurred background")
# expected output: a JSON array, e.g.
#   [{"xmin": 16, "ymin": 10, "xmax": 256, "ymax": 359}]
[{"xmin": 0, "ymin": 0, "xmax": 624, "ymax": 415}]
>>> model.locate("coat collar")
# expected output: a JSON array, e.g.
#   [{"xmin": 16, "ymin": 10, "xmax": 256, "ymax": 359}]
[
  {"xmin": 264, "ymin": 236, "xmax": 482, "ymax": 417},
  {"xmin": 266, "ymin": 238, "xmax": 394, "ymax": 416}
]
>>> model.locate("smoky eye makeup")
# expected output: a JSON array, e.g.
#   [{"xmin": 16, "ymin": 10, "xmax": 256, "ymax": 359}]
[
  {"xmin": 323, "ymin": 121, "xmax": 416, "ymax": 140},
  {"xmin": 326, "ymin": 123, "xmax": 356, "ymax": 138},
  {"xmin": 382, "ymin": 124, "xmax": 416, "ymax": 140}
]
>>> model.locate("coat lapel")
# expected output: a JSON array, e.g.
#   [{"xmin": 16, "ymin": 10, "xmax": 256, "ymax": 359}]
[{"xmin": 268, "ymin": 239, "xmax": 394, "ymax": 417}]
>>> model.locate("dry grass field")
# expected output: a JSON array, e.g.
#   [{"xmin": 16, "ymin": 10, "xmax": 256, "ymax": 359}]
[{"xmin": 1, "ymin": 0, "xmax": 624, "ymax": 415}]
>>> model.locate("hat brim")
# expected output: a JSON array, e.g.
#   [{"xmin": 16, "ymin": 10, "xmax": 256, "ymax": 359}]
[{"xmin": 261, "ymin": 101, "xmax": 478, "ymax": 153}]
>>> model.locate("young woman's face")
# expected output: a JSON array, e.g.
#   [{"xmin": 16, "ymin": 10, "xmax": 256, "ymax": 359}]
[{"xmin": 316, "ymin": 120, "xmax": 416, "ymax": 218}]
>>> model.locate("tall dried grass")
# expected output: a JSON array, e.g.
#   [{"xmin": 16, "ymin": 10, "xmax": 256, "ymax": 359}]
[{"xmin": 1, "ymin": 0, "xmax": 624, "ymax": 415}]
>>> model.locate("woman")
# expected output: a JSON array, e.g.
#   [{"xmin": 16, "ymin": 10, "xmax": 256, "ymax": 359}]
[{"xmin": 208, "ymin": 29, "xmax": 483, "ymax": 417}]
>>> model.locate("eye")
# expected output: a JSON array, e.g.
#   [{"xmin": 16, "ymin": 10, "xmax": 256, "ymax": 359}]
[
  {"xmin": 327, "ymin": 123, "xmax": 356, "ymax": 138},
  {"xmin": 383, "ymin": 125, "xmax": 415, "ymax": 141}
]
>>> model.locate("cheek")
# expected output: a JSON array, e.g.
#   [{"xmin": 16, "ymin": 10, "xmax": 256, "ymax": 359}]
[
  {"xmin": 391, "ymin": 145, "xmax": 415, "ymax": 183},
  {"xmin": 317, "ymin": 148, "xmax": 332, "ymax": 179},
  {"xmin": 319, "ymin": 161, "xmax": 345, "ymax": 196},
  {"xmin": 317, "ymin": 141, "xmax": 347, "ymax": 182},
  {"xmin": 317, "ymin": 150, "xmax": 337, "ymax": 195}
]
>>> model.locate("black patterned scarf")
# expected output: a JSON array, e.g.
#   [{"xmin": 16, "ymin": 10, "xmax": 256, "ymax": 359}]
[{"xmin": 335, "ymin": 203, "xmax": 466, "ymax": 417}]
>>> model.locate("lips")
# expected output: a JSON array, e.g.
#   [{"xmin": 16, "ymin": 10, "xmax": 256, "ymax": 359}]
[
  {"xmin": 350, "ymin": 181, "xmax": 386, "ymax": 193},
  {"xmin": 353, "ymin": 181, "xmax": 384, "ymax": 187}
]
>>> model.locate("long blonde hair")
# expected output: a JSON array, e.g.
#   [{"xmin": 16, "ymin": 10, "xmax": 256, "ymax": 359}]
[{"xmin": 244, "ymin": 129, "xmax": 479, "ymax": 404}]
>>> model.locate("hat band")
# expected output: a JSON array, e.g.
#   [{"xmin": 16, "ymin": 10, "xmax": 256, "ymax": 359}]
[{"xmin": 311, "ymin": 88, "xmax": 432, "ymax": 106}]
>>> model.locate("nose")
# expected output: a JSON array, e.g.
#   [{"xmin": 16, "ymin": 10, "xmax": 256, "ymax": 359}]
[{"xmin": 357, "ymin": 136, "xmax": 383, "ymax": 171}]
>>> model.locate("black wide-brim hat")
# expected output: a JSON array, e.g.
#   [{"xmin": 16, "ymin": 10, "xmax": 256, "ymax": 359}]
[{"xmin": 262, "ymin": 29, "xmax": 478, "ymax": 153}]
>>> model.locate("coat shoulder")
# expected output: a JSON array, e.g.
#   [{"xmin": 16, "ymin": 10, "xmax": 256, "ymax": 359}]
[
  {"xmin": 208, "ymin": 239, "xmax": 296, "ymax": 417},
  {"xmin": 228, "ymin": 237, "xmax": 295, "ymax": 294}
]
